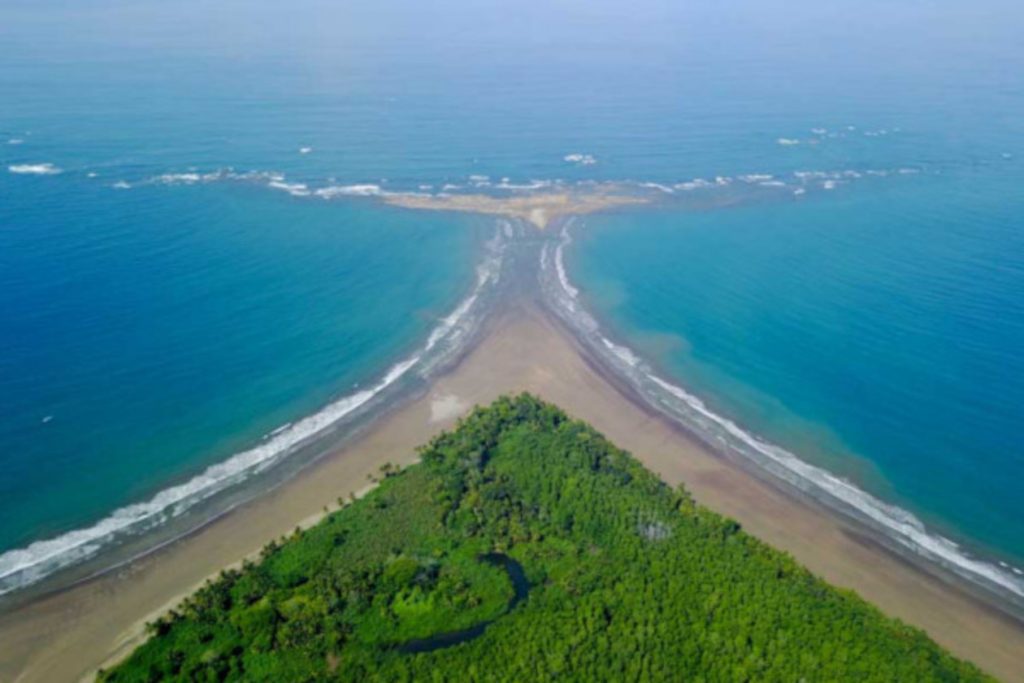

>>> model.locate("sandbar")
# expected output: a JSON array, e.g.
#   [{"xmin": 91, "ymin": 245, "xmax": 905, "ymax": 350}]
[
  {"xmin": 384, "ymin": 189, "xmax": 647, "ymax": 229},
  {"xmin": 1, "ymin": 307, "xmax": 1022, "ymax": 682}
]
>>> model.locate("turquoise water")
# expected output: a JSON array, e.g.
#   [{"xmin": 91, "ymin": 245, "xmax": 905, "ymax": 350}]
[
  {"xmin": 0, "ymin": 178, "xmax": 480, "ymax": 553},
  {"xmin": 1, "ymin": 0, "xmax": 1023, "ymax": 593},
  {"xmin": 570, "ymin": 169, "xmax": 1024, "ymax": 565}
]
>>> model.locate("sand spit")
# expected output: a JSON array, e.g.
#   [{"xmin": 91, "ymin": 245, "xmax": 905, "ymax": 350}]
[
  {"xmin": 1, "ymin": 308, "xmax": 1023, "ymax": 682},
  {"xmin": 384, "ymin": 189, "xmax": 647, "ymax": 229}
]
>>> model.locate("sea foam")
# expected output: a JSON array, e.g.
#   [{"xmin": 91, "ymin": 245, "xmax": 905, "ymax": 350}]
[
  {"xmin": 540, "ymin": 224, "xmax": 1024, "ymax": 606},
  {"xmin": 8, "ymin": 163, "xmax": 61, "ymax": 175},
  {"xmin": 0, "ymin": 231, "xmax": 508, "ymax": 597},
  {"xmin": 268, "ymin": 180, "xmax": 311, "ymax": 197},
  {"xmin": 564, "ymin": 153, "xmax": 597, "ymax": 166},
  {"xmin": 639, "ymin": 182, "xmax": 675, "ymax": 194},
  {"xmin": 314, "ymin": 184, "xmax": 382, "ymax": 198}
]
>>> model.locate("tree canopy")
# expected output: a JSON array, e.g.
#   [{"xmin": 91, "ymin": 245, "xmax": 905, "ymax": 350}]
[{"xmin": 101, "ymin": 394, "xmax": 991, "ymax": 682}]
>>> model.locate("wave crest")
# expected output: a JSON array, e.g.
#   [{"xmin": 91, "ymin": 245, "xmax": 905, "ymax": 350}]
[
  {"xmin": 8, "ymin": 163, "xmax": 61, "ymax": 175},
  {"xmin": 0, "ymin": 228, "xmax": 508, "ymax": 597},
  {"xmin": 539, "ymin": 224, "xmax": 1024, "ymax": 606}
]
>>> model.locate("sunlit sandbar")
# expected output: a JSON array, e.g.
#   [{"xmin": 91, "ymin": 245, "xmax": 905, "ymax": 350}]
[{"xmin": 385, "ymin": 187, "xmax": 648, "ymax": 229}]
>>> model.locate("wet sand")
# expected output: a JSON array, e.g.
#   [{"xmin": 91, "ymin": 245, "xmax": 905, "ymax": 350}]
[
  {"xmin": 384, "ymin": 189, "xmax": 647, "ymax": 229},
  {"xmin": 1, "ymin": 306, "xmax": 1022, "ymax": 682}
]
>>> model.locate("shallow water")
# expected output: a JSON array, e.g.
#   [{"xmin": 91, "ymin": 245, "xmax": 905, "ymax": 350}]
[{"xmin": 570, "ymin": 169, "xmax": 1024, "ymax": 566}]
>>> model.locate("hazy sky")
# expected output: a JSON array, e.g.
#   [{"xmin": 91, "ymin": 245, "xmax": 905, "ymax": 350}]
[{"xmin": 3, "ymin": 0, "xmax": 1022, "ymax": 69}]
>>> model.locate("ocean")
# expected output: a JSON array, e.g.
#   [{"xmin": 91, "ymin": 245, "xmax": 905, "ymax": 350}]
[{"xmin": 1, "ymin": 0, "xmax": 1022, "ymax": 600}]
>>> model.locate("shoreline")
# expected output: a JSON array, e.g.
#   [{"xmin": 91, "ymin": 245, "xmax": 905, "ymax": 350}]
[
  {"xmin": 0, "ymin": 219, "xmax": 509, "ymax": 603},
  {"xmin": 537, "ymin": 221, "xmax": 1024, "ymax": 610},
  {"xmin": 553, "ymin": 303, "xmax": 1024, "ymax": 619},
  {"xmin": 383, "ymin": 189, "xmax": 649, "ymax": 229},
  {"xmin": 1, "ymin": 305, "xmax": 1023, "ymax": 681}
]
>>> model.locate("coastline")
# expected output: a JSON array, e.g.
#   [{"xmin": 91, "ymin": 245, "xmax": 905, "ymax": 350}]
[
  {"xmin": 0, "ymin": 218, "xmax": 508, "ymax": 602},
  {"xmin": 538, "ymin": 221, "xmax": 1024, "ymax": 608},
  {"xmin": 1, "ymin": 305, "xmax": 1022, "ymax": 682}
]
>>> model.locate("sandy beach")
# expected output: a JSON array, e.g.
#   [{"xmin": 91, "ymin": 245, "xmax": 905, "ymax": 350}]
[
  {"xmin": 1, "ymin": 305, "xmax": 1022, "ymax": 682},
  {"xmin": 384, "ymin": 189, "xmax": 648, "ymax": 229}
]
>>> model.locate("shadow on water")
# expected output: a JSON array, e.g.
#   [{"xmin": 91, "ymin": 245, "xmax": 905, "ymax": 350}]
[{"xmin": 397, "ymin": 553, "xmax": 530, "ymax": 654}]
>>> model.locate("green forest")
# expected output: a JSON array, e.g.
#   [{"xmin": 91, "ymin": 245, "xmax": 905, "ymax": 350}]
[{"xmin": 102, "ymin": 394, "xmax": 991, "ymax": 682}]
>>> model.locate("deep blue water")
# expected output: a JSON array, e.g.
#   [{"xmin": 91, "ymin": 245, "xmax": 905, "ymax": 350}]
[{"xmin": 1, "ymin": 0, "xmax": 1022, "ymax": 590}]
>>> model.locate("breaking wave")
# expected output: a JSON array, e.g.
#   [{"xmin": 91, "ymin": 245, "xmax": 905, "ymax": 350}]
[
  {"xmin": 539, "ymin": 224, "xmax": 1024, "ymax": 607},
  {"xmin": 8, "ymin": 163, "xmax": 61, "ymax": 175},
  {"xmin": 92, "ymin": 161, "xmax": 933, "ymax": 212},
  {"xmin": 564, "ymin": 153, "xmax": 597, "ymax": 166},
  {"xmin": 0, "ymin": 229, "xmax": 508, "ymax": 597}
]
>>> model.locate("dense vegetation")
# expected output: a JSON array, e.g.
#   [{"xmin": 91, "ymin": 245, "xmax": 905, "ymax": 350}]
[{"xmin": 102, "ymin": 394, "xmax": 990, "ymax": 682}]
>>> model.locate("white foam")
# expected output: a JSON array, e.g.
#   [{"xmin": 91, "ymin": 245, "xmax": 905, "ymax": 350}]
[
  {"xmin": 563, "ymin": 153, "xmax": 597, "ymax": 166},
  {"xmin": 675, "ymin": 178, "xmax": 713, "ymax": 191},
  {"xmin": 542, "ymin": 234, "xmax": 1024, "ymax": 602},
  {"xmin": 112, "ymin": 181, "xmax": 131, "ymax": 190},
  {"xmin": 144, "ymin": 169, "xmax": 289, "ymax": 188},
  {"xmin": 8, "ymin": 138, "xmax": 24, "ymax": 145},
  {"xmin": 424, "ymin": 234, "xmax": 503, "ymax": 353},
  {"xmin": 0, "ymin": 361, "xmax": 413, "ymax": 593},
  {"xmin": 151, "ymin": 171, "xmax": 230, "ymax": 186},
  {"xmin": 777, "ymin": 138, "xmax": 801, "ymax": 146},
  {"xmin": 822, "ymin": 180, "xmax": 839, "ymax": 190},
  {"xmin": 553, "ymin": 231, "xmax": 579, "ymax": 301},
  {"xmin": 740, "ymin": 174, "xmax": 774, "ymax": 183},
  {"xmin": 0, "ymin": 236, "xmax": 507, "ymax": 596},
  {"xmin": 314, "ymin": 183, "xmax": 382, "ymax": 198},
  {"xmin": 8, "ymin": 163, "xmax": 61, "ymax": 175},
  {"xmin": 160, "ymin": 172, "xmax": 202, "ymax": 184},
  {"xmin": 266, "ymin": 422, "xmax": 292, "ymax": 439},
  {"xmin": 639, "ymin": 182, "xmax": 675, "ymax": 194},
  {"xmin": 299, "ymin": 147, "xmax": 313, "ymax": 155},
  {"xmin": 601, "ymin": 337, "xmax": 641, "ymax": 368},
  {"xmin": 811, "ymin": 128, "xmax": 828, "ymax": 136},
  {"xmin": 646, "ymin": 370, "xmax": 1024, "ymax": 598},
  {"xmin": 268, "ymin": 180, "xmax": 311, "ymax": 197},
  {"xmin": 494, "ymin": 179, "xmax": 553, "ymax": 191}
]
